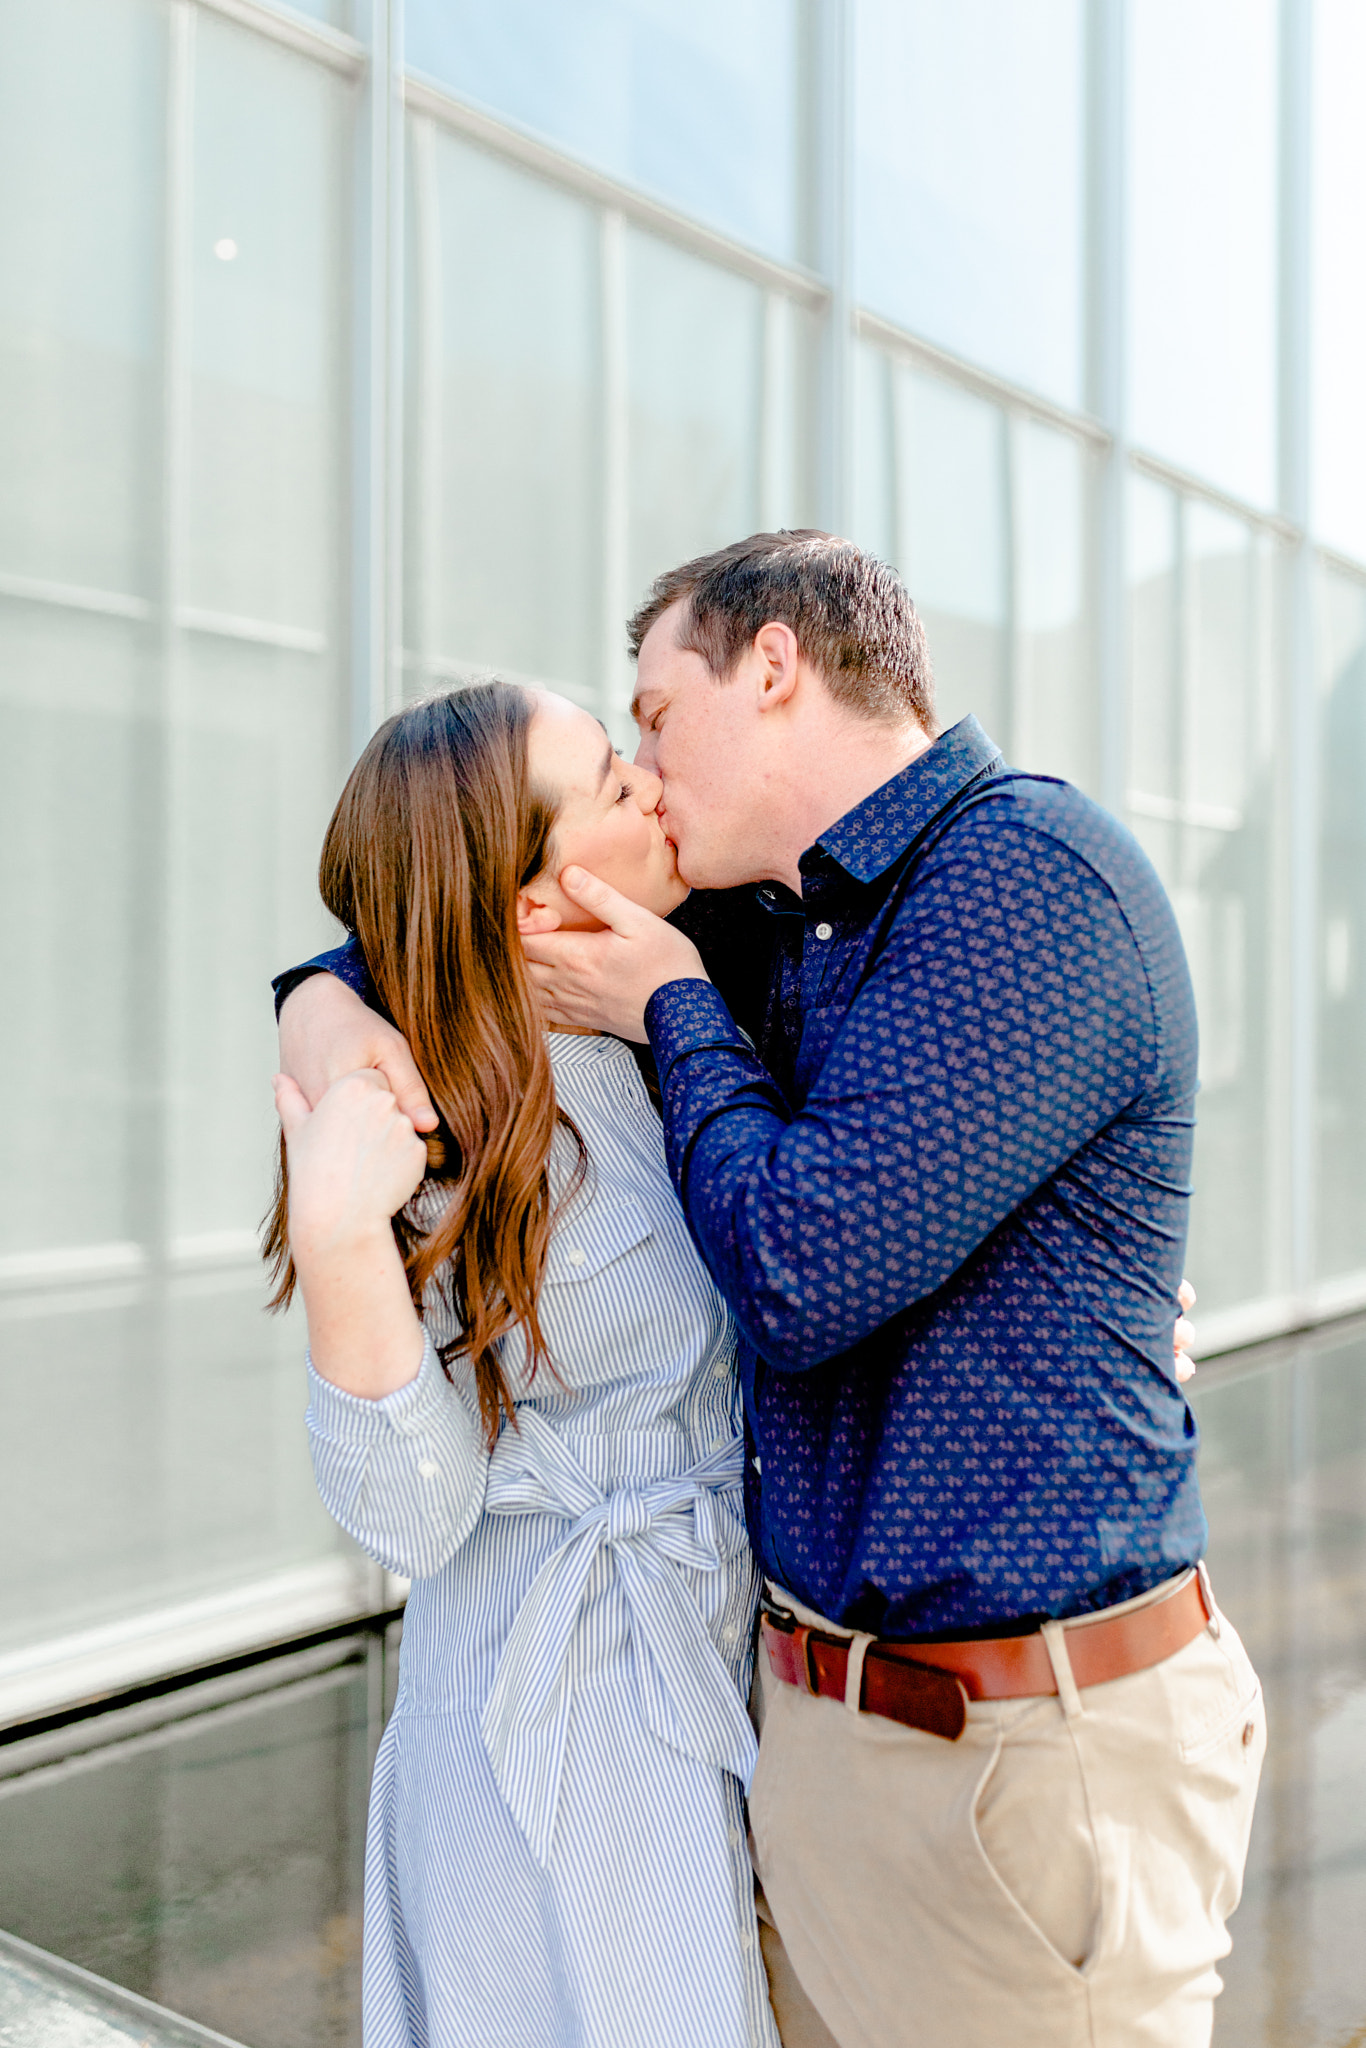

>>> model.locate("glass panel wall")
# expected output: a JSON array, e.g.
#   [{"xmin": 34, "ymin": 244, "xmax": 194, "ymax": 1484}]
[
  {"xmin": 1312, "ymin": 0, "xmax": 1366, "ymax": 563},
  {"xmin": 1011, "ymin": 418, "xmax": 1097, "ymax": 793},
  {"xmin": 0, "ymin": 0, "xmax": 358, "ymax": 1673},
  {"xmin": 1125, "ymin": 477, "xmax": 1287, "ymax": 1315},
  {"xmin": 1128, "ymin": 0, "xmax": 1278, "ymax": 508},
  {"xmin": 402, "ymin": 115, "xmax": 815, "ymax": 743},
  {"xmin": 1316, "ymin": 567, "xmax": 1366, "ymax": 1286},
  {"xmin": 854, "ymin": 0, "xmax": 1084, "ymax": 408},
  {"xmin": 402, "ymin": 124, "xmax": 603, "ymax": 705},
  {"xmin": 403, "ymin": 0, "xmax": 804, "ymax": 263}
]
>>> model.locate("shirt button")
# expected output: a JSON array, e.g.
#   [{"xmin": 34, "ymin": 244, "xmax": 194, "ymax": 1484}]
[
  {"xmin": 712, "ymin": 1356, "xmax": 730, "ymax": 1379},
  {"xmin": 814, "ymin": 922, "xmax": 833, "ymax": 941},
  {"xmin": 417, "ymin": 1459, "xmax": 438, "ymax": 1479},
  {"xmin": 565, "ymin": 1247, "xmax": 586, "ymax": 1266}
]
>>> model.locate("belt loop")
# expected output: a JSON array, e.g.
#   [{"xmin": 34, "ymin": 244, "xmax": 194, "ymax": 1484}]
[
  {"xmin": 1195, "ymin": 1559, "xmax": 1222, "ymax": 1639},
  {"xmin": 1041, "ymin": 1620, "xmax": 1085, "ymax": 1720},
  {"xmin": 844, "ymin": 1632, "xmax": 874, "ymax": 1713}
]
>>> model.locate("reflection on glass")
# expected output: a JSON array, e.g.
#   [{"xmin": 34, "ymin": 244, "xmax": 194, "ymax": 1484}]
[
  {"xmin": 0, "ymin": 3, "xmax": 355, "ymax": 1658},
  {"xmin": 855, "ymin": 0, "xmax": 1083, "ymax": 407},
  {"xmin": 1012, "ymin": 418, "xmax": 1095, "ymax": 792},
  {"xmin": 403, "ymin": 0, "xmax": 802, "ymax": 262},
  {"xmin": 1193, "ymin": 1320, "xmax": 1366, "ymax": 2045},
  {"xmin": 625, "ymin": 230, "xmax": 765, "ymax": 610},
  {"xmin": 1128, "ymin": 0, "xmax": 1278, "ymax": 507},
  {"xmin": 1127, "ymin": 485, "xmax": 1284, "ymax": 1314},
  {"xmin": 403, "ymin": 125, "xmax": 601, "ymax": 701},
  {"xmin": 1312, "ymin": 0, "xmax": 1366, "ymax": 563},
  {"xmin": 0, "ymin": 1660, "xmax": 373, "ymax": 2048},
  {"xmin": 1316, "ymin": 569, "xmax": 1366, "ymax": 1285}
]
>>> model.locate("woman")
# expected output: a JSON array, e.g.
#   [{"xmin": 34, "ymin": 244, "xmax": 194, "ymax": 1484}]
[{"xmin": 267, "ymin": 682, "xmax": 780, "ymax": 2048}]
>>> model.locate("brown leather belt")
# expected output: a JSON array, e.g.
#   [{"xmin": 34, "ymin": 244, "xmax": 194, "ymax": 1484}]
[{"xmin": 761, "ymin": 1570, "xmax": 1215, "ymax": 1743}]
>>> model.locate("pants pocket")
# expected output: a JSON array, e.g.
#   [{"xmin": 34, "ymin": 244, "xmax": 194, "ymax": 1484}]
[{"xmin": 970, "ymin": 1714, "xmax": 1101, "ymax": 1976}]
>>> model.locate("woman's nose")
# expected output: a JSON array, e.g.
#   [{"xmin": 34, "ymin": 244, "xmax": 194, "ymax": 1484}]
[{"xmin": 636, "ymin": 769, "xmax": 664, "ymax": 812}]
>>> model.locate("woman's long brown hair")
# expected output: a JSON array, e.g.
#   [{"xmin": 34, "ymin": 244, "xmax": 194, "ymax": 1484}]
[{"xmin": 262, "ymin": 683, "xmax": 585, "ymax": 1445}]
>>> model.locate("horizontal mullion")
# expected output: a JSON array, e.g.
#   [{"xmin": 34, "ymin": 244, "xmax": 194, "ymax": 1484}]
[
  {"xmin": 191, "ymin": 0, "xmax": 364, "ymax": 74},
  {"xmin": 854, "ymin": 309, "xmax": 1112, "ymax": 446},
  {"xmin": 0, "ymin": 573, "xmax": 326, "ymax": 653},
  {"xmin": 402, "ymin": 73, "xmax": 830, "ymax": 312},
  {"xmin": 1128, "ymin": 447, "xmax": 1300, "ymax": 541}
]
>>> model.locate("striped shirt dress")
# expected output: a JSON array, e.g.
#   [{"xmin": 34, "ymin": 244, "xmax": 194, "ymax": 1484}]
[{"xmin": 306, "ymin": 1030, "xmax": 780, "ymax": 2048}]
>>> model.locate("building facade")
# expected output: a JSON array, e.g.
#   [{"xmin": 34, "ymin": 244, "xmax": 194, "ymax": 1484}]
[{"xmin": 1, "ymin": 0, "xmax": 1364, "ymax": 1725}]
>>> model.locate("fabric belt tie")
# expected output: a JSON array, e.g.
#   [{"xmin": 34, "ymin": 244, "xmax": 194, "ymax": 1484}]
[{"xmin": 480, "ymin": 1409, "xmax": 757, "ymax": 1864}]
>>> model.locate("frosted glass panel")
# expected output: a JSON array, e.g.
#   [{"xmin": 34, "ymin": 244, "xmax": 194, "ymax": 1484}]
[
  {"xmin": 0, "ymin": 1, "xmax": 356, "ymax": 1661},
  {"xmin": 1129, "ymin": 0, "xmax": 1278, "ymax": 507},
  {"xmin": 1159, "ymin": 507, "xmax": 1281, "ymax": 1314},
  {"xmin": 625, "ymin": 232, "xmax": 764, "ymax": 606},
  {"xmin": 403, "ymin": 125, "xmax": 601, "ymax": 700},
  {"xmin": 186, "ymin": 15, "xmax": 347, "ymax": 633},
  {"xmin": 855, "ymin": 0, "xmax": 1083, "ymax": 408},
  {"xmin": 1316, "ymin": 569, "xmax": 1366, "ymax": 1284},
  {"xmin": 855, "ymin": 348, "xmax": 1009, "ymax": 745},
  {"xmin": 1312, "ymin": 0, "xmax": 1366, "ymax": 564},
  {"xmin": 1012, "ymin": 419, "xmax": 1095, "ymax": 792},
  {"xmin": 0, "ymin": 0, "xmax": 163, "ymax": 597},
  {"xmin": 1126, "ymin": 475, "xmax": 1181, "ymax": 808},
  {"xmin": 404, "ymin": 0, "xmax": 802, "ymax": 262}
]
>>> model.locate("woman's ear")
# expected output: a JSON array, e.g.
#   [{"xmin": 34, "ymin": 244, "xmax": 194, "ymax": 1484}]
[{"xmin": 516, "ymin": 888, "xmax": 563, "ymax": 936}]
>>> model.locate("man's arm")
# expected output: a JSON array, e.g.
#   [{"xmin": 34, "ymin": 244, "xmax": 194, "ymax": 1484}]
[
  {"xmin": 275, "ymin": 937, "xmax": 437, "ymax": 1129},
  {"xmin": 644, "ymin": 823, "xmax": 1158, "ymax": 1371}
]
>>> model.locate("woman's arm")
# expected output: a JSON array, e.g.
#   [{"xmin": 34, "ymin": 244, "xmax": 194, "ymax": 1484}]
[
  {"xmin": 275, "ymin": 1067, "xmax": 428, "ymax": 1397},
  {"xmin": 276, "ymin": 1068, "xmax": 491, "ymax": 1575}
]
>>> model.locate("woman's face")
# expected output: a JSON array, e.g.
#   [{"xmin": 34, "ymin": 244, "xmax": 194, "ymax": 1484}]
[{"xmin": 521, "ymin": 691, "xmax": 689, "ymax": 932}]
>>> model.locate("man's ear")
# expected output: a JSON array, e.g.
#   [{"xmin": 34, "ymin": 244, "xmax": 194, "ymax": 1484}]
[
  {"xmin": 753, "ymin": 620, "xmax": 801, "ymax": 712},
  {"xmin": 516, "ymin": 888, "xmax": 563, "ymax": 936}
]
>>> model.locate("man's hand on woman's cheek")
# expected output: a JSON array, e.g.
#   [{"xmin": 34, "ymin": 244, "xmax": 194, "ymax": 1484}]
[{"xmin": 522, "ymin": 867, "xmax": 709, "ymax": 1043}]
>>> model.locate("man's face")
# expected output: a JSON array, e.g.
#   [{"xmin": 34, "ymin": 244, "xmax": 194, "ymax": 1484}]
[{"xmin": 630, "ymin": 602, "xmax": 773, "ymax": 891}]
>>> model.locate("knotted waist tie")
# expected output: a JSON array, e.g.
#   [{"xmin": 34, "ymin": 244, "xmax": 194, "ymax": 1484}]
[{"xmin": 479, "ymin": 1408, "xmax": 758, "ymax": 1864}]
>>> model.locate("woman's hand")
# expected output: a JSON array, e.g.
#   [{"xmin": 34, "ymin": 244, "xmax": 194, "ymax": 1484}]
[
  {"xmin": 1174, "ymin": 1279, "xmax": 1197, "ymax": 1383},
  {"xmin": 273, "ymin": 1070, "xmax": 429, "ymax": 1399},
  {"xmin": 275, "ymin": 1069, "xmax": 429, "ymax": 1254}
]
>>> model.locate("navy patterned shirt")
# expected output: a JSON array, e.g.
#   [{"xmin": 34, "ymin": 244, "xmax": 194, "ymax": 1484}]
[
  {"xmin": 646, "ymin": 716, "xmax": 1205, "ymax": 1636},
  {"xmin": 275, "ymin": 717, "xmax": 1205, "ymax": 1637}
]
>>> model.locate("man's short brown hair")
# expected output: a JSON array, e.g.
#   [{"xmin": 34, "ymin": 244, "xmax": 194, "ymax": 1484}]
[{"xmin": 627, "ymin": 530, "xmax": 935, "ymax": 729}]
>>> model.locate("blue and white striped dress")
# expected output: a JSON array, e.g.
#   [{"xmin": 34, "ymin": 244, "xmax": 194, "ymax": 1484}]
[{"xmin": 306, "ymin": 1031, "xmax": 780, "ymax": 2048}]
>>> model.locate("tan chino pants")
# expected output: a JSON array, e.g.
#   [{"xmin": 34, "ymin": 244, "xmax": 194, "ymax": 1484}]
[{"xmin": 749, "ymin": 1575, "xmax": 1265, "ymax": 2048}]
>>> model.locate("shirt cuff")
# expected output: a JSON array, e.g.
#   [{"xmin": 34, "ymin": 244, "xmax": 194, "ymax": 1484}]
[
  {"xmin": 645, "ymin": 978, "xmax": 751, "ymax": 1087},
  {"xmin": 306, "ymin": 1333, "xmax": 460, "ymax": 1442}
]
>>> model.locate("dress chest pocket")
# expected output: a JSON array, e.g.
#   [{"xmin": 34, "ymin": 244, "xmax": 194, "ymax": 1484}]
[{"xmin": 542, "ymin": 1193, "xmax": 654, "ymax": 1286}]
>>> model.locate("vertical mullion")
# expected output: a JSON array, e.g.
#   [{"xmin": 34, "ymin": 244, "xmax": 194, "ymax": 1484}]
[
  {"xmin": 409, "ymin": 113, "xmax": 442, "ymax": 694},
  {"xmin": 133, "ymin": 0, "xmax": 194, "ymax": 1265},
  {"xmin": 1279, "ymin": 0, "xmax": 1315, "ymax": 1307},
  {"xmin": 352, "ymin": 0, "xmax": 399, "ymax": 758},
  {"xmin": 1087, "ymin": 0, "xmax": 1128, "ymax": 818},
  {"xmin": 813, "ymin": 0, "xmax": 854, "ymax": 535},
  {"xmin": 1001, "ymin": 409, "xmax": 1019, "ymax": 766},
  {"xmin": 599, "ymin": 208, "xmax": 629, "ymax": 744}
]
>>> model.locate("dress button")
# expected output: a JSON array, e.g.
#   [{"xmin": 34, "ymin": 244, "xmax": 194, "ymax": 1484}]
[
  {"xmin": 728, "ymin": 1827, "xmax": 741, "ymax": 1847},
  {"xmin": 712, "ymin": 1356, "xmax": 730, "ymax": 1379},
  {"xmin": 1241, "ymin": 1720, "xmax": 1256, "ymax": 1747},
  {"xmin": 814, "ymin": 921, "xmax": 833, "ymax": 941},
  {"xmin": 565, "ymin": 1247, "xmax": 586, "ymax": 1266},
  {"xmin": 417, "ymin": 1459, "xmax": 438, "ymax": 1479}
]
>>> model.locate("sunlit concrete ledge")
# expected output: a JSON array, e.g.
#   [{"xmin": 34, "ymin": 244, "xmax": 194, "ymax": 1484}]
[
  {"xmin": 0, "ymin": 1929, "xmax": 247, "ymax": 2048},
  {"xmin": 0, "ymin": 1560, "xmax": 408, "ymax": 1728}
]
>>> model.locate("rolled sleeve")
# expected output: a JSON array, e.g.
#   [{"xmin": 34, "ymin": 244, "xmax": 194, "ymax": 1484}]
[{"xmin": 306, "ymin": 1335, "xmax": 490, "ymax": 1579}]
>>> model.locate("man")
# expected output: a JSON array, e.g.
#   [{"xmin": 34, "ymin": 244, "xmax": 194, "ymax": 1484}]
[{"xmin": 277, "ymin": 533, "xmax": 1260, "ymax": 2047}]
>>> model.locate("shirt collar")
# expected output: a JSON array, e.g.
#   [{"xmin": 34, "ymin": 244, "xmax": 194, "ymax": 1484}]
[{"xmin": 799, "ymin": 715, "xmax": 1003, "ymax": 890}]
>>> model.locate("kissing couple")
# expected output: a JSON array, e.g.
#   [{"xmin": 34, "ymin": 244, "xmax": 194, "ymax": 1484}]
[{"xmin": 270, "ymin": 530, "xmax": 1264, "ymax": 2048}]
